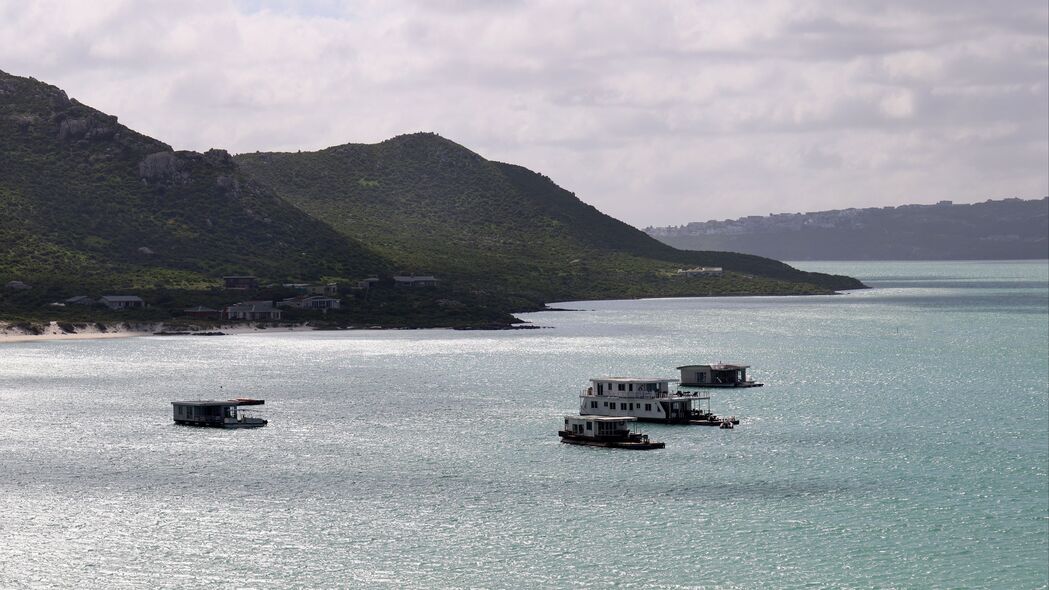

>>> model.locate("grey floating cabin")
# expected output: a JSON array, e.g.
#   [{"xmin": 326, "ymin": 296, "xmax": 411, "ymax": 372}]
[
  {"xmin": 559, "ymin": 416, "xmax": 665, "ymax": 450},
  {"xmin": 677, "ymin": 364, "xmax": 763, "ymax": 388},
  {"xmin": 171, "ymin": 398, "xmax": 267, "ymax": 428}
]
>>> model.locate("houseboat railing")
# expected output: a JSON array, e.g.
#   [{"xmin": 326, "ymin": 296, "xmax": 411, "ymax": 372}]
[{"xmin": 581, "ymin": 388, "xmax": 710, "ymax": 400}]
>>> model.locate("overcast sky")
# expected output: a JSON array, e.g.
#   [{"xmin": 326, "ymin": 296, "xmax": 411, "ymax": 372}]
[{"xmin": 1, "ymin": 0, "xmax": 1046, "ymax": 227}]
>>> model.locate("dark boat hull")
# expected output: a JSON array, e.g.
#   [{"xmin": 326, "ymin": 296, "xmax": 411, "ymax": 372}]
[
  {"xmin": 558, "ymin": 431, "xmax": 665, "ymax": 450},
  {"xmin": 679, "ymin": 382, "xmax": 763, "ymax": 388},
  {"xmin": 174, "ymin": 419, "xmax": 268, "ymax": 429}
]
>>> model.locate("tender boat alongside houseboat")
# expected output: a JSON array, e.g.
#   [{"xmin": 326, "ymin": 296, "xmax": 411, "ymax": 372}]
[
  {"xmin": 677, "ymin": 363, "xmax": 763, "ymax": 388},
  {"xmin": 579, "ymin": 377, "xmax": 739, "ymax": 426},
  {"xmin": 171, "ymin": 398, "xmax": 268, "ymax": 428},
  {"xmin": 559, "ymin": 416, "xmax": 665, "ymax": 450}
]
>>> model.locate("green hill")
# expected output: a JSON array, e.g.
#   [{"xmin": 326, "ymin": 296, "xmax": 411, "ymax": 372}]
[
  {"xmin": 236, "ymin": 133, "xmax": 863, "ymax": 301},
  {"xmin": 1, "ymin": 69, "xmax": 863, "ymax": 328},
  {"xmin": 0, "ymin": 69, "xmax": 387, "ymax": 291}
]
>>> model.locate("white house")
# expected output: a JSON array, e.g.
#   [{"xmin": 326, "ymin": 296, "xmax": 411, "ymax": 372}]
[
  {"xmin": 279, "ymin": 295, "xmax": 341, "ymax": 310},
  {"xmin": 225, "ymin": 301, "xmax": 282, "ymax": 320}
]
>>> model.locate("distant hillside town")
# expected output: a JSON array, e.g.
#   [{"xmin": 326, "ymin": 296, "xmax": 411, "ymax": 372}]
[{"xmin": 646, "ymin": 197, "xmax": 1049, "ymax": 260}]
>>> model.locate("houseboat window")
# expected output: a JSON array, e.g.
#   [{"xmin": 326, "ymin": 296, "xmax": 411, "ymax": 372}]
[
  {"xmin": 590, "ymin": 401, "xmax": 597, "ymax": 408},
  {"xmin": 628, "ymin": 384, "xmax": 634, "ymax": 392},
  {"xmin": 629, "ymin": 403, "xmax": 634, "ymax": 410},
  {"xmin": 597, "ymin": 383, "xmax": 603, "ymax": 394},
  {"xmin": 586, "ymin": 422, "xmax": 592, "ymax": 430},
  {"xmin": 617, "ymin": 384, "xmax": 625, "ymax": 391},
  {"xmin": 619, "ymin": 403, "xmax": 627, "ymax": 410},
  {"xmin": 645, "ymin": 403, "xmax": 652, "ymax": 411},
  {"xmin": 698, "ymin": 373, "xmax": 705, "ymax": 383},
  {"xmin": 603, "ymin": 402, "xmax": 609, "ymax": 407}
]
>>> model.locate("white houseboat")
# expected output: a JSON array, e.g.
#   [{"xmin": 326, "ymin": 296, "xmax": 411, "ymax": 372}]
[
  {"xmin": 579, "ymin": 377, "xmax": 738, "ymax": 426},
  {"xmin": 677, "ymin": 364, "xmax": 763, "ymax": 388},
  {"xmin": 559, "ymin": 415, "xmax": 665, "ymax": 450},
  {"xmin": 171, "ymin": 398, "xmax": 267, "ymax": 428}
]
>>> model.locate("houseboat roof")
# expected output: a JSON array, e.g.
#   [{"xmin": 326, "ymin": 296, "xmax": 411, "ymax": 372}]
[
  {"xmin": 566, "ymin": 415, "xmax": 636, "ymax": 423},
  {"xmin": 676, "ymin": 363, "xmax": 749, "ymax": 370},
  {"xmin": 171, "ymin": 399, "xmax": 265, "ymax": 407},
  {"xmin": 590, "ymin": 377, "xmax": 679, "ymax": 383}
]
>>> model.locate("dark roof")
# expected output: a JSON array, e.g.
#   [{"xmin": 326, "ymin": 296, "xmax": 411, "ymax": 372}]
[
  {"xmin": 171, "ymin": 399, "xmax": 265, "ymax": 406},
  {"xmin": 676, "ymin": 364, "xmax": 749, "ymax": 370}
]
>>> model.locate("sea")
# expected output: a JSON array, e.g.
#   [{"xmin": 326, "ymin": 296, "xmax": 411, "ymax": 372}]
[{"xmin": 1, "ymin": 260, "xmax": 1046, "ymax": 589}]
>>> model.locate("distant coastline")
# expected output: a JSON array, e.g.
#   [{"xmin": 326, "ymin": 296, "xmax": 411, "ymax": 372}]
[{"xmin": 647, "ymin": 197, "xmax": 1049, "ymax": 261}]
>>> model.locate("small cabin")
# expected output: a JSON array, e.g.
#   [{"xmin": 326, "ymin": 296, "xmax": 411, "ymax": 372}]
[
  {"xmin": 392, "ymin": 275, "xmax": 439, "ymax": 288},
  {"xmin": 172, "ymin": 399, "xmax": 266, "ymax": 428},
  {"xmin": 563, "ymin": 415, "xmax": 636, "ymax": 438},
  {"xmin": 99, "ymin": 295, "xmax": 145, "ymax": 310},
  {"xmin": 677, "ymin": 363, "xmax": 751, "ymax": 386}
]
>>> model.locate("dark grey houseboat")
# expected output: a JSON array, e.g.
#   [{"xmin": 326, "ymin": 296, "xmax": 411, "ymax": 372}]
[
  {"xmin": 677, "ymin": 363, "xmax": 763, "ymax": 388},
  {"xmin": 559, "ymin": 416, "xmax": 665, "ymax": 450},
  {"xmin": 171, "ymin": 398, "xmax": 267, "ymax": 428}
]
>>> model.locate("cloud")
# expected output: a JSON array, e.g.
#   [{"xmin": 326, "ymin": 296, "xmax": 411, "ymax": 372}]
[{"xmin": 0, "ymin": 0, "xmax": 1045, "ymax": 226}]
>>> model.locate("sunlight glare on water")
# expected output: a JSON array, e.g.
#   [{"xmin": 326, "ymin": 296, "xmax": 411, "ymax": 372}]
[{"xmin": 0, "ymin": 261, "xmax": 1046, "ymax": 588}]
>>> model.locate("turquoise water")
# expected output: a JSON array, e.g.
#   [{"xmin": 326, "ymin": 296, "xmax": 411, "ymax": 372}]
[{"xmin": 0, "ymin": 260, "xmax": 1046, "ymax": 589}]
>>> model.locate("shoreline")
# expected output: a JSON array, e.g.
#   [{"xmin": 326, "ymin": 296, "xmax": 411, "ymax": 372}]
[{"xmin": 0, "ymin": 321, "xmax": 313, "ymax": 344}]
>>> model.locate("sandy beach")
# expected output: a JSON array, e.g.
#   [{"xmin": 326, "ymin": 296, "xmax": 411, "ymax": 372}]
[{"xmin": 0, "ymin": 321, "xmax": 311, "ymax": 344}]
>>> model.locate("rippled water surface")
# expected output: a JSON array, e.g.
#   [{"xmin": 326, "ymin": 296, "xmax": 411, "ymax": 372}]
[{"xmin": 1, "ymin": 261, "xmax": 1047, "ymax": 589}]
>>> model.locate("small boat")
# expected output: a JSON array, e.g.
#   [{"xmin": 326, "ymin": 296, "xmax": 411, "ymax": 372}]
[
  {"xmin": 559, "ymin": 415, "xmax": 665, "ymax": 450},
  {"xmin": 688, "ymin": 409, "xmax": 740, "ymax": 427},
  {"xmin": 172, "ymin": 399, "xmax": 268, "ymax": 428},
  {"xmin": 719, "ymin": 419, "xmax": 734, "ymax": 429}
]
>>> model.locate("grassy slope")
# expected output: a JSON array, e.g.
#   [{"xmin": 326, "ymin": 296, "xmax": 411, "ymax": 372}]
[
  {"xmin": 0, "ymin": 69, "xmax": 388, "ymax": 291},
  {"xmin": 236, "ymin": 133, "xmax": 863, "ymax": 301}
]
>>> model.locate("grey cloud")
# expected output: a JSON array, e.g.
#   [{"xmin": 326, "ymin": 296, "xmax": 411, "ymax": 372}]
[{"xmin": 0, "ymin": 0, "xmax": 1044, "ymax": 226}]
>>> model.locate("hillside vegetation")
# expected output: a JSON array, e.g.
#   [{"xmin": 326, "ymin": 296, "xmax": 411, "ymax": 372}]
[
  {"xmin": 1, "ymin": 69, "xmax": 863, "ymax": 327},
  {"xmin": 236, "ymin": 134, "xmax": 863, "ymax": 301},
  {"xmin": 0, "ymin": 70, "xmax": 386, "ymax": 292}
]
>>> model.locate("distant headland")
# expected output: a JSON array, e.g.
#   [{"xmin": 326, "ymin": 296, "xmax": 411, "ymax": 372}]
[{"xmin": 647, "ymin": 198, "xmax": 1048, "ymax": 261}]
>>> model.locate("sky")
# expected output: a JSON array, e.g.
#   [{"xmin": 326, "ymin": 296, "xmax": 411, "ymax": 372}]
[{"xmin": 0, "ymin": 0, "xmax": 1046, "ymax": 227}]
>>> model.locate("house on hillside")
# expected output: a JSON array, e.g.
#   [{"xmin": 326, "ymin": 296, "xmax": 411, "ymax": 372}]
[
  {"xmin": 352, "ymin": 277, "xmax": 381, "ymax": 290},
  {"xmin": 223, "ymin": 275, "xmax": 259, "ymax": 290},
  {"xmin": 225, "ymin": 301, "xmax": 282, "ymax": 321},
  {"xmin": 677, "ymin": 267, "xmax": 723, "ymax": 278},
  {"xmin": 393, "ymin": 274, "xmax": 439, "ymax": 288},
  {"xmin": 99, "ymin": 295, "xmax": 145, "ymax": 310},
  {"xmin": 278, "ymin": 295, "xmax": 342, "ymax": 310},
  {"xmin": 307, "ymin": 283, "xmax": 338, "ymax": 297},
  {"xmin": 183, "ymin": 306, "xmax": 222, "ymax": 319}
]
